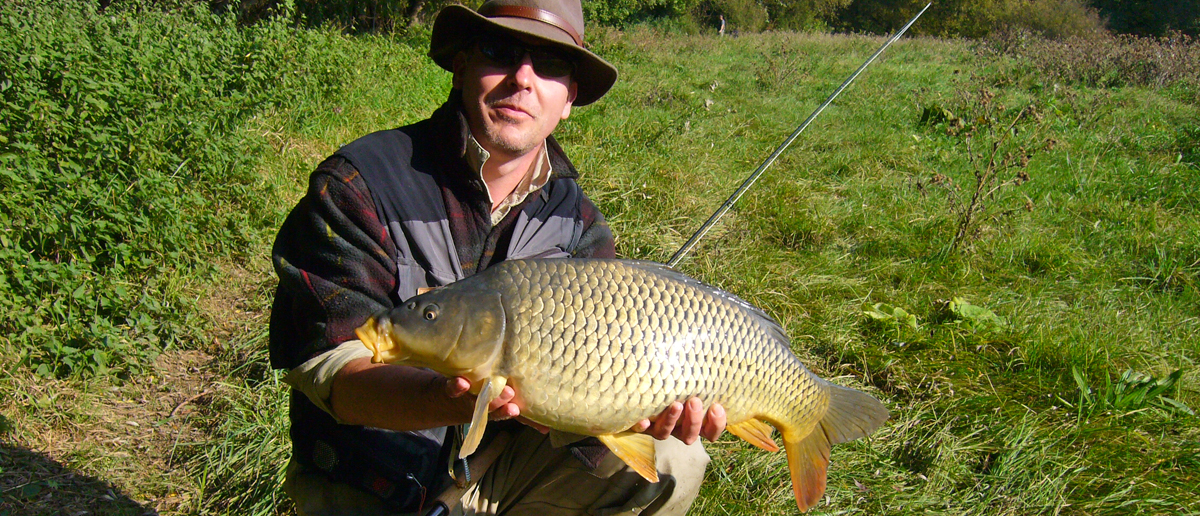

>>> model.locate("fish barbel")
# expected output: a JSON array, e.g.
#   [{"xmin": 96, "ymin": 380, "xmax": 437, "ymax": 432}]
[{"xmin": 355, "ymin": 259, "xmax": 888, "ymax": 511}]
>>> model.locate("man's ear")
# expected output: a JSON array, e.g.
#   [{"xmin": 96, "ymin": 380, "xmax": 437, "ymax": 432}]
[
  {"xmin": 451, "ymin": 51, "xmax": 468, "ymax": 89},
  {"xmin": 561, "ymin": 80, "xmax": 578, "ymax": 120}
]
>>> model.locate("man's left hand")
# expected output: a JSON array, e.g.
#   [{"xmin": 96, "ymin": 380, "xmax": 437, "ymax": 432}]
[{"xmin": 628, "ymin": 398, "xmax": 726, "ymax": 445}]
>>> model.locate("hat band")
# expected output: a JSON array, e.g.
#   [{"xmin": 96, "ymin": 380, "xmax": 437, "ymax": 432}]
[{"xmin": 478, "ymin": 4, "xmax": 584, "ymax": 47}]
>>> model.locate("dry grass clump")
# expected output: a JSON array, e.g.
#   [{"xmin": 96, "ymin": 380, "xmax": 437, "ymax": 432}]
[{"xmin": 990, "ymin": 30, "xmax": 1200, "ymax": 89}]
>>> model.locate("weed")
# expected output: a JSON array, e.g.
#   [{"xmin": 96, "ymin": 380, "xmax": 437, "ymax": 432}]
[
  {"xmin": 862, "ymin": 302, "xmax": 920, "ymax": 336},
  {"xmin": 1073, "ymin": 367, "xmax": 1194, "ymax": 417},
  {"xmin": 937, "ymin": 297, "xmax": 1008, "ymax": 333},
  {"xmin": 1178, "ymin": 122, "xmax": 1200, "ymax": 167},
  {"xmin": 754, "ymin": 46, "xmax": 811, "ymax": 90},
  {"xmin": 919, "ymin": 87, "xmax": 1042, "ymax": 255}
]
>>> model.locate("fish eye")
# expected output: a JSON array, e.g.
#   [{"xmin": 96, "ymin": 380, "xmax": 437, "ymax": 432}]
[{"xmin": 423, "ymin": 306, "xmax": 438, "ymax": 321}]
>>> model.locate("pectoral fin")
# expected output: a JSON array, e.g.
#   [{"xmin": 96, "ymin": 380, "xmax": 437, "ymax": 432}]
[
  {"xmin": 727, "ymin": 418, "xmax": 780, "ymax": 452},
  {"xmin": 460, "ymin": 376, "xmax": 507, "ymax": 459},
  {"xmin": 597, "ymin": 433, "xmax": 659, "ymax": 483}
]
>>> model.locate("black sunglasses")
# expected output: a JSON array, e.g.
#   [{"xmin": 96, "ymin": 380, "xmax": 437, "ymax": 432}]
[{"xmin": 474, "ymin": 37, "xmax": 576, "ymax": 79}]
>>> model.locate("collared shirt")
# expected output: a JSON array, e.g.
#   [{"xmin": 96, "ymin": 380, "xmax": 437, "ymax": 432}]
[{"xmin": 463, "ymin": 132, "xmax": 553, "ymax": 226}]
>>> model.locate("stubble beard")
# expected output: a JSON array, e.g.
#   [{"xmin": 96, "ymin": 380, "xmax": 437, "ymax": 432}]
[
  {"xmin": 482, "ymin": 115, "xmax": 540, "ymax": 156},
  {"xmin": 479, "ymin": 92, "xmax": 547, "ymax": 157}
]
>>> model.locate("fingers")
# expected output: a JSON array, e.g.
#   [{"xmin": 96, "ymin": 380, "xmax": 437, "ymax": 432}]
[
  {"xmin": 644, "ymin": 398, "xmax": 727, "ymax": 444},
  {"xmin": 443, "ymin": 376, "xmax": 472, "ymax": 398},
  {"xmin": 647, "ymin": 401, "xmax": 683, "ymax": 440},
  {"xmin": 488, "ymin": 385, "xmax": 519, "ymax": 420},
  {"xmin": 447, "ymin": 378, "xmax": 522, "ymax": 421},
  {"xmin": 700, "ymin": 402, "xmax": 727, "ymax": 442},
  {"xmin": 672, "ymin": 397, "xmax": 705, "ymax": 445},
  {"xmin": 488, "ymin": 385, "xmax": 516, "ymax": 410},
  {"xmin": 627, "ymin": 418, "xmax": 652, "ymax": 433}
]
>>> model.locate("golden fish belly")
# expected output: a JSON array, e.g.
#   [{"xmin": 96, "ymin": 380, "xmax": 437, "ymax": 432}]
[{"xmin": 482, "ymin": 260, "xmax": 829, "ymax": 436}]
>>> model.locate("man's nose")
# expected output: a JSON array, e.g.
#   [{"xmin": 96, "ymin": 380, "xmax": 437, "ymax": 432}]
[{"xmin": 511, "ymin": 53, "xmax": 536, "ymax": 88}]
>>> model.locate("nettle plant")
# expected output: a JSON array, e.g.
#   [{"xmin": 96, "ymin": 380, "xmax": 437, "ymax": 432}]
[{"xmin": 0, "ymin": 1, "xmax": 350, "ymax": 377}]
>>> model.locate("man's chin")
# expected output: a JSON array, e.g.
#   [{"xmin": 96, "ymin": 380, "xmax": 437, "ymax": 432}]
[{"xmin": 483, "ymin": 129, "xmax": 542, "ymax": 157}]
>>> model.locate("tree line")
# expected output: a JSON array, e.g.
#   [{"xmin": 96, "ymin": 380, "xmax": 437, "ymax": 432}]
[{"xmin": 112, "ymin": 0, "xmax": 1200, "ymax": 39}]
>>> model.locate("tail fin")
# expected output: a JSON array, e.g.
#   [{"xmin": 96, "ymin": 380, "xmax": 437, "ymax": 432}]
[
  {"xmin": 782, "ymin": 383, "xmax": 889, "ymax": 512},
  {"xmin": 783, "ymin": 427, "xmax": 831, "ymax": 512},
  {"xmin": 821, "ymin": 383, "xmax": 890, "ymax": 445}
]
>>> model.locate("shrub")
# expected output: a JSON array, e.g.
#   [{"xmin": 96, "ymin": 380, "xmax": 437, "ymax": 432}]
[
  {"xmin": 691, "ymin": 0, "xmax": 768, "ymax": 33},
  {"xmin": 583, "ymin": 0, "xmax": 702, "ymax": 27},
  {"xmin": 1090, "ymin": 0, "xmax": 1200, "ymax": 37},
  {"xmin": 832, "ymin": 0, "xmax": 1102, "ymax": 39},
  {"xmin": 759, "ymin": 0, "xmax": 851, "ymax": 31},
  {"xmin": 0, "ymin": 0, "xmax": 350, "ymax": 376},
  {"xmin": 994, "ymin": 0, "xmax": 1104, "ymax": 40},
  {"xmin": 990, "ymin": 30, "xmax": 1200, "ymax": 89}
]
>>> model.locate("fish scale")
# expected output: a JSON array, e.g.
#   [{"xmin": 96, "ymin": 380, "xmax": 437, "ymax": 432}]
[
  {"xmin": 357, "ymin": 258, "xmax": 889, "ymax": 512},
  {"xmin": 488, "ymin": 260, "xmax": 800, "ymax": 433}
]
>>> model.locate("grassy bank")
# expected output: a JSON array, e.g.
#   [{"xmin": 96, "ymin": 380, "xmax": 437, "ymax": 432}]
[{"xmin": 1, "ymin": 6, "xmax": 1197, "ymax": 515}]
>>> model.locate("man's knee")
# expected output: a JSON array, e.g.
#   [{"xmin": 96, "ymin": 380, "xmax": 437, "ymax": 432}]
[{"xmin": 643, "ymin": 438, "xmax": 710, "ymax": 516}]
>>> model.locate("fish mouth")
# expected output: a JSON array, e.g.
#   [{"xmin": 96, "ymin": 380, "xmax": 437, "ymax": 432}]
[{"xmin": 356, "ymin": 315, "xmax": 410, "ymax": 364}]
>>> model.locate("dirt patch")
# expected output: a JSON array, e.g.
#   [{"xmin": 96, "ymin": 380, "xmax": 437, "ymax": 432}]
[
  {"xmin": 195, "ymin": 258, "xmax": 276, "ymax": 357},
  {"xmin": 0, "ymin": 350, "xmax": 221, "ymax": 515}
]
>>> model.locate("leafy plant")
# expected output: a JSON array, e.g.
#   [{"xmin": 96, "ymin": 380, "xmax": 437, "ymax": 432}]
[
  {"xmin": 0, "ymin": 0, "xmax": 350, "ymax": 377},
  {"xmin": 863, "ymin": 302, "xmax": 921, "ymax": 344},
  {"xmin": 1072, "ymin": 367, "xmax": 1194, "ymax": 416},
  {"xmin": 863, "ymin": 302, "xmax": 920, "ymax": 330},
  {"xmin": 938, "ymin": 297, "xmax": 1008, "ymax": 333},
  {"xmin": 1178, "ymin": 122, "xmax": 1200, "ymax": 167}
]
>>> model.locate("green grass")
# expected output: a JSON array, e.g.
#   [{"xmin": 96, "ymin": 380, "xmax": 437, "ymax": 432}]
[{"xmin": 2, "ymin": 7, "xmax": 1198, "ymax": 516}]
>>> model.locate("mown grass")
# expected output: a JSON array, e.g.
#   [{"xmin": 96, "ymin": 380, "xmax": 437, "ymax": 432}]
[{"xmin": 1, "ymin": 6, "xmax": 1198, "ymax": 516}]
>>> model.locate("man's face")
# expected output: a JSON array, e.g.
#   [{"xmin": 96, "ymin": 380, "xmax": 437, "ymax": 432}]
[{"xmin": 454, "ymin": 36, "xmax": 579, "ymax": 159}]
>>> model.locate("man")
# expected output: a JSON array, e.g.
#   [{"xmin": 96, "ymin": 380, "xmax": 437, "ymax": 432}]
[{"xmin": 269, "ymin": 0, "xmax": 726, "ymax": 514}]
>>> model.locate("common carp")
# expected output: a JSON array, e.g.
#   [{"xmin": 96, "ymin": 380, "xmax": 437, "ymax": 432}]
[{"xmin": 355, "ymin": 259, "xmax": 888, "ymax": 511}]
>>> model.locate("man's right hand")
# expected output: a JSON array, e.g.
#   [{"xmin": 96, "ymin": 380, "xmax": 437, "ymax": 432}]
[{"xmin": 444, "ymin": 376, "xmax": 550, "ymax": 433}]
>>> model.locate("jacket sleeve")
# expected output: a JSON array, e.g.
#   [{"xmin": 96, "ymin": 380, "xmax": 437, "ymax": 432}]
[{"xmin": 269, "ymin": 156, "xmax": 399, "ymax": 370}]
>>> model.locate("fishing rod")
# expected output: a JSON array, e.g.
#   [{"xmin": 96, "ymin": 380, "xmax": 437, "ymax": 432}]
[{"xmin": 666, "ymin": 2, "xmax": 932, "ymax": 268}]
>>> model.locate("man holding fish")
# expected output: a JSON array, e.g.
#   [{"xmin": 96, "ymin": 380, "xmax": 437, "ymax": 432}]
[{"xmin": 269, "ymin": 0, "xmax": 726, "ymax": 513}]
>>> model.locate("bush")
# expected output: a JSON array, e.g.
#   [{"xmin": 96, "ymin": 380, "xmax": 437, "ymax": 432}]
[
  {"xmin": 990, "ymin": 30, "xmax": 1200, "ymax": 89},
  {"xmin": 760, "ymin": 0, "xmax": 850, "ymax": 31},
  {"xmin": 583, "ymin": 0, "xmax": 701, "ymax": 27},
  {"xmin": 0, "ymin": 0, "xmax": 350, "ymax": 376},
  {"xmin": 1090, "ymin": 0, "xmax": 1200, "ymax": 37},
  {"xmin": 832, "ymin": 0, "xmax": 1102, "ymax": 39},
  {"xmin": 691, "ymin": 0, "xmax": 767, "ymax": 33},
  {"xmin": 994, "ymin": 0, "xmax": 1104, "ymax": 39}
]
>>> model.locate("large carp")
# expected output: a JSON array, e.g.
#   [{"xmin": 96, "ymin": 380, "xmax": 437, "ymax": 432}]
[{"xmin": 355, "ymin": 259, "xmax": 888, "ymax": 511}]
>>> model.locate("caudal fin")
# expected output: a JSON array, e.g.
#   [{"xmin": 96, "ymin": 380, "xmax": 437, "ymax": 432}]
[
  {"xmin": 821, "ymin": 383, "xmax": 890, "ymax": 445},
  {"xmin": 783, "ymin": 427, "xmax": 831, "ymax": 511},
  {"xmin": 782, "ymin": 383, "xmax": 889, "ymax": 512}
]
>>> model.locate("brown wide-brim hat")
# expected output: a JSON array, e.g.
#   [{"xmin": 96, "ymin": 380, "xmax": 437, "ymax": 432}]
[{"xmin": 429, "ymin": 0, "xmax": 618, "ymax": 106}]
